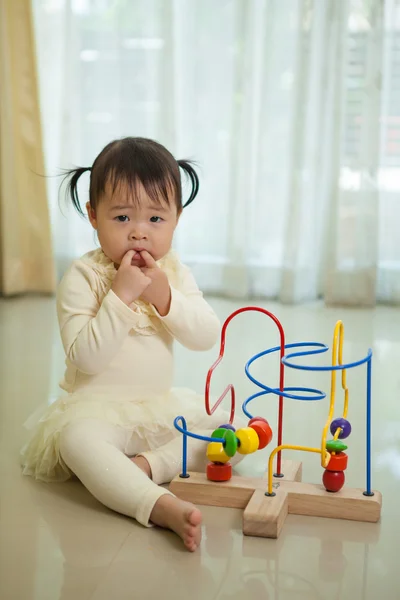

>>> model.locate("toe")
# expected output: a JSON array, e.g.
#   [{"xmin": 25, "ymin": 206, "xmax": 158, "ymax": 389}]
[
  {"xmin": 187, "ymin": 507, "xmax": 202, "ymax": 527},
  {"xmin": 185, "ymin": 537, "xmax": 197, "ymax": 552}
]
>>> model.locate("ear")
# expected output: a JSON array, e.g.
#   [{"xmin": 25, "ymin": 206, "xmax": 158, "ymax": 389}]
[{"xmin": 86, "ymin": 202, "xmax": 97, "ymax": 229}]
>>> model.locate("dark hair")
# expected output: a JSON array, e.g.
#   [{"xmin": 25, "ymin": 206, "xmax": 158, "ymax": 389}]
[{"xmin": 61, "ymin": 137, "xmax": 199, "ymax": 216}]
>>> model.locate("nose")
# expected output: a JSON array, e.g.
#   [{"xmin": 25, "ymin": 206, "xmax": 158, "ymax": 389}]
[{"xmin": 129, "ymin": 222, "xmax": 147, "ymax": 241}]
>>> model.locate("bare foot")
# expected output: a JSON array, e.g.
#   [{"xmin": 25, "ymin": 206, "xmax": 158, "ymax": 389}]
[
  {"xmin": 131, "ymin": 455, "xmax": 152, "ymax": 478},
  {"xmin": 150, "ymin": 494, "xmax": 202, "ymax": 552}
]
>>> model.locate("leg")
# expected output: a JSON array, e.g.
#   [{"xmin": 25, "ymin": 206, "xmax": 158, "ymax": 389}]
[
  {"xmin": 59, "ymin": 419, "xmax": 171, "ymax": 527},
  {"xmin": 60, "ymin": 419, "xmax": 201, "ymax": 551},
  {"xmin": 131, "ymin": 455, "xmax": 152, "ymax": 477},
  {"xmin": 125, "ymin": 428, "xmax": 203, "ymax": 551}
]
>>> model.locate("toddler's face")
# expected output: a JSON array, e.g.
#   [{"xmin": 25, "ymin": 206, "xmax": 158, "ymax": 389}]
[{"xmin": 87, "ymin": 180, "xmax": 180, "ymax": 267}]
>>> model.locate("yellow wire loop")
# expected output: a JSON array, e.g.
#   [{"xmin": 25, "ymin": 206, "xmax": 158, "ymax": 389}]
[
  {"xmin": 320, "ymin": 320, "xmax": 349, "ymax": 467},
  {"xmin": 265, "ymin": 320, "xmax": 350, "ymax": 494},
  {"xmin": 267, "ymin": 445, "xmax": 323, "ymax": 494}
]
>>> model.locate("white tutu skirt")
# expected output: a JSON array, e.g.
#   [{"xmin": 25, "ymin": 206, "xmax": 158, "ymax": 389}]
[{"xmin": 21, "ymin": 387, "xmax": 230, "ymax": 483}]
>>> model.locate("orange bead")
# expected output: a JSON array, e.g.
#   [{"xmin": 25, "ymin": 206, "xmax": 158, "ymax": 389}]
[
  {"xmin": 249, "ymin": 420, "xmax": 273, "ymax": 449},
  {"xmin": 326, "ymin": 452, "xmax": 348, "ymax": 472},
  {"xmin": 207, "ymin": 462, "xmax": 232, "ymax": 482}
]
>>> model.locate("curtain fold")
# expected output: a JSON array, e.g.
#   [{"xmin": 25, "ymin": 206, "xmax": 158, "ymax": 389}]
[
  {"xmin": 0, "ymin": 0, "xmax": 55, "ymax": 296},
  {"xmin": 325, "ymin": 0, "xmax": 383, "ymax": 306},
  {"xmin": 32, "ymin": 0, "xmax": 399, "ymax": 305}
]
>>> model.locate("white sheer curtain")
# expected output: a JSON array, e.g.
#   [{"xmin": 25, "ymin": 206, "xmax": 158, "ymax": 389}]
[{"xmin": 33, "ymin": 0, "xmax": 400, "ymax": 305}]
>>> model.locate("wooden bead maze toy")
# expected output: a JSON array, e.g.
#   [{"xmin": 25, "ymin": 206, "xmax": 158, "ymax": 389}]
[{"xmin": 169, "ymin": 308, "xmax": 382, "ymax": 539}]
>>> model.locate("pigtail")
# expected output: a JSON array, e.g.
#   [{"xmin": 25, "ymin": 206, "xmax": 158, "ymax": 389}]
[
  {"xmin": 178, "ymin": 160, "xmax": 199, "ymax": 208},
  {"xmin": 60, "ymin": 167, "xmax": 91, "ymax": 216}
]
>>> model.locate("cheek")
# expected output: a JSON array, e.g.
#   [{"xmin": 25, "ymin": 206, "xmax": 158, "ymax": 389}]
[
  {"xmin": 158, "ymin": 228, "xmax": 175, "ymax": 247},
  {"xmin": 164, "ymin": 222, "xmax": 177, "ymax": 238},
  {"xmin": 97, "ymin": 226, "xmax": 120, "ymax": 250}
]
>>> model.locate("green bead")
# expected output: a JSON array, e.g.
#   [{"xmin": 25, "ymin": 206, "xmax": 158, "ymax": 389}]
[
  {"xmin": 212, "ymin": 428, "xmax": 228, "ymax": 440},
  {"xmin": 326, "ymin": 439, "xmax": 348, "ymax": 453},
  {"xmin": 212, "ymin": 428, "xmax": 238, "ymax": 457}
]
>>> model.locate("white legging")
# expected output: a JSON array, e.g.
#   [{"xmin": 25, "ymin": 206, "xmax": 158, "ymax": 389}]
[{"xmin": 59, "ymin": 416, "xmax": 243, "ymax": 527}]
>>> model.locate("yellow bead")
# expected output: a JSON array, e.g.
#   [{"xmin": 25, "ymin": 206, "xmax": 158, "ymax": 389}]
[
  {"xmin": 236, "ymin": 427, "xmax": 259, "ymax": 455},
  {"xmin": 206, "ymin": 441, "xmax": 230, "ymax": 464}
]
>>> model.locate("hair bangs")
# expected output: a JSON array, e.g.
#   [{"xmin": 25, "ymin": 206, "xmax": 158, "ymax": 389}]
[
  {"xmin": 90, "ymin": 138, "xmax": 180, "ymax": 210},
  {"xmin": 62, "ymin": 137, "xmax": 200, "ymax": 219}
]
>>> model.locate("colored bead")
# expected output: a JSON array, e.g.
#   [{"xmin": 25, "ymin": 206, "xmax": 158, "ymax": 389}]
[
  {"xmin": 207, "ymin": 462, "xmax": 232, "ymax": 482},
  {"xmin": 236, "ymin": 427, "xmax": 259, "ymax": 455},
  {"xmin": 323, "ymin": 469, "xmax": 345, "ymax": 492},
  {"xmin": 326, "ymin": 439, "xmax": 348, "ymax": 453},
  {"xmin": 330, "ymin": 418, "xmax": 352, "ymax": 439},
  {"xmin": 249, "ymin": 420, "xmax": 273, "ymax": 449},
  {"xmin": 206, "ymin": 442, "xmax": 230, "ymax": 464},
  {"xmin": 219, "ymin": 423, "xmax": 236, "ymax": 432},
  {"xmin": 211, "ymin": 428, "xmax": 238, "ymax": 457},
  {"xmin": 248, "ymin": 416, "xmax": 269, "ymax": 427},
  {"xmin": 326, "ymin": 452, "xmax": 348, "ymax": 472},
  {"xmin": 211, "ymin": 427, "xmax": 229, "ymax": 440}
]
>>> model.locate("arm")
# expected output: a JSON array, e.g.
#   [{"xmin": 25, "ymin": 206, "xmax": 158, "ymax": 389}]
[
  {"xmin": 152, "ymin": 264, "xmax": 220, "ymax": 351},
  {"xmin": 57, "ymin": 260, "xmax": 143, "ymax": 375}
]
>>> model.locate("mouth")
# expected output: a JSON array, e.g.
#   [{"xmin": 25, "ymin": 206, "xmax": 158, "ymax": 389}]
[{"xmin": 131, "ymin": 248, "xmax": 147, "ymax": 262}]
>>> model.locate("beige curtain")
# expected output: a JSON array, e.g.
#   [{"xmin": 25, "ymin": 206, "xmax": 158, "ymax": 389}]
[{"xmin": 0, "ymin": 0, "xmax": 55, "ymax": 296}]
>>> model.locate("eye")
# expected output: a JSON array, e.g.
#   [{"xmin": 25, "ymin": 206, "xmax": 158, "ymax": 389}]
[
  {"xmin": 150, "ymin": 216, "xmax": 163, "ymax": 223},
  {"xmin": 115, "ymin": 215, "xmax": 129, "ymax": 222}
]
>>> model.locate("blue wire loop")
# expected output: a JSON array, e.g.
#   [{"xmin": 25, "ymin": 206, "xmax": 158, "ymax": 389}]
[
  {"xmin": 174, "ymin": 416, "xmax": 224, "ymax": 478},
  {"xmin": 174, "ymin": 341, "xmax": 373, "ymax": 494}
]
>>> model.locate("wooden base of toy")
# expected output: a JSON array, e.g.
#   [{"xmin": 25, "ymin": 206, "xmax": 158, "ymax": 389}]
[
  {"xmin": 170, "ymin": 459, "xmax": 302, "ymax": 509},
  {"xmin": 244, "ymin": 481, "xmax": 382, "ymax": 538},
  {"xmin": 169, "ymin": 459, "xmax": 382, "ymax": 539}
]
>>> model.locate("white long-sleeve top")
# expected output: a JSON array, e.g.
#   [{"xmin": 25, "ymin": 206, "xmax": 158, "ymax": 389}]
[{"xmin": 57, "ymin": 248, "xmax": 220, "ymax": 396}]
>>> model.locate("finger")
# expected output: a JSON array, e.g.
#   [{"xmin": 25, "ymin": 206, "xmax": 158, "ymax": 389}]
[
  {"xmin": 140, "ymin": 250, "xmax": 158, "ymax": 268},
  {"xmin": 121, "ymin": 249, "xmax": 135, "ymax": 266}
]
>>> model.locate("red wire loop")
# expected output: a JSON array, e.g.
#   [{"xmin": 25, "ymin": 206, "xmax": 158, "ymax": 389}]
[{"xmin": 205, "ymin": 307, "xmax": 286, "ymax": 473}]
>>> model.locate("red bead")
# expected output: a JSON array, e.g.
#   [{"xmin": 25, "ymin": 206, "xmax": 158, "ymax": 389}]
[
  {"xmin": 249, "ymin": 420, "xmax": 273, "ymax": 449},
  {"xmin": 323, "ymin": 469, "xmax": 345, "ymax": 492},
  {"xmin": 326, "ymin": 452, "xmax": 348, "ymax": 472},
  {"xmin": 248, "ymin": 416, "xmax": 269, "ymax": 426},
  {"xmin": 207, "ymin": 462, "xmax": 232, "ymax": 482}
]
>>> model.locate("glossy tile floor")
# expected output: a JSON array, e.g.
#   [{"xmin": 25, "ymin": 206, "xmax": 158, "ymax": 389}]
[{"xmin": 1, "ymin": 295, "xmax": 399, "ymax": 599}]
